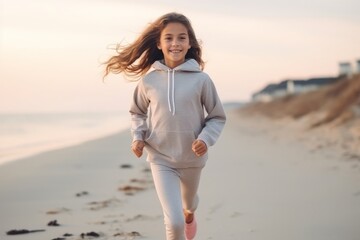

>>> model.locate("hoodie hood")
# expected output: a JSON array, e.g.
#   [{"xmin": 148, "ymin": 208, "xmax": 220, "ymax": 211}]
[
  {"xmin": 152, "ymin": 59, "xmax": 201, "ymax": 72},
  {"xmin": 151, "ymin": 59, "xmax": 201, "ymax": 115}
]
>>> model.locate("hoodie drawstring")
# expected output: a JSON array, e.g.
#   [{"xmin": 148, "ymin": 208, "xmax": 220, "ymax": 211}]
[{"xmin": 167, "ymin": 69, "xmax": 176, "ymax": 115}]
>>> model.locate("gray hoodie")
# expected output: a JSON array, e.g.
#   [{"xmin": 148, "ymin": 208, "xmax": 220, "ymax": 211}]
[{"xmin": 130, "ymin": 59, "xmax": 226, "ymax": 168}]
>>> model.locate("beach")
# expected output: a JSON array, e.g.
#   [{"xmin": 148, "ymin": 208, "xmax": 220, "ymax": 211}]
[{"xmin": 1, "ymin": 108, "xmax": 360, "ymax": 240}]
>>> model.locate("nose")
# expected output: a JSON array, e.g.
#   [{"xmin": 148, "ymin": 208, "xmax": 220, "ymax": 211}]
[{"xmin": 171, "ymin": 39, "xmax": 180, "ymax": 46}]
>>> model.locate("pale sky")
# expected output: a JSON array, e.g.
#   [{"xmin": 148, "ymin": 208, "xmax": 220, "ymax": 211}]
[{"xmin": 1, "ymin": 0, "xmax": 360, "ymax": 113}]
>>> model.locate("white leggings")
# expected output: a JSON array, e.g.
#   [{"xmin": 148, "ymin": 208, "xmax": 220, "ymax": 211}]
[{"xmin": 150, "ymin": 163, "xmax": 203, "ymax": 240}]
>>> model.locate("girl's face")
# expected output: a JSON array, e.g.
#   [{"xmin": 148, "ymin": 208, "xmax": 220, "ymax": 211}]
[{"xmin": 158, "ymin": 22, "xmax": 191, "ymax": 69}]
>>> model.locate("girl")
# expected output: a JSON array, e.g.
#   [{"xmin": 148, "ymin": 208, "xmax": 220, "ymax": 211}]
[{"xmin": 104, "ymin": 12, "xmax": 226, "ymax": 240}]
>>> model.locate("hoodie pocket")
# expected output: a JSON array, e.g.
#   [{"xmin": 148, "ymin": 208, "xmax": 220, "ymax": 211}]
[{"xmin": 145, "ymin": 130, "xmax": 196, "ymax": 160}]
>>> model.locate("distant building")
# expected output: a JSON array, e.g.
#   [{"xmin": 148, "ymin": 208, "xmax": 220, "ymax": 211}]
[
  {"xmin": 287, "ymin": 80, "xmax": 295, "ymax": 94},
  {"xmin": 356, "ymin": 60, "xmax": 360, "ymax": 73},
  {"xmin": 339, "ymin": 62, "xmax": 352, "ymax": 77},
  {"xmin": 252, "ymin": 77, "xmax": 340, "ymax": 102},
  {"xmin": 338, "ymin": 59, "xmax": 360, "ymax": 76},
  {"xmin": 252, "ymin": 59, "xmax": 360, "ymax": 102}
]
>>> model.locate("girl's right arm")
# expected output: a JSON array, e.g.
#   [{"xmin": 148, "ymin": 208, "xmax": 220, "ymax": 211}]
[{"xmin": 129, "ymin": 80, "xmax": 149, "ymax": 149}]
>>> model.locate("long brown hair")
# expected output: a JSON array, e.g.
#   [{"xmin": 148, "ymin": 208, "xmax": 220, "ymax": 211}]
[{"xmin": 104, "ymin": 12, "xmax": 204, "ymax": 80}]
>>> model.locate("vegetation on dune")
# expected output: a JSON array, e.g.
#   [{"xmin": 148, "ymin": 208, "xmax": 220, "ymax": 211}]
[{"xmin": 240, "ymin": 74, "xmax": 360, "ymax": 128}]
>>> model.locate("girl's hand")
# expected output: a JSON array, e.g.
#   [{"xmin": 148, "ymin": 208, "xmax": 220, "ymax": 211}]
[
  {"xmin": 131, "ymin": 140, "xmax": 145, "ymax": 158},
  {"xmin": 192, "ymin": 140, "xmax": 207, "ymax": 157}
]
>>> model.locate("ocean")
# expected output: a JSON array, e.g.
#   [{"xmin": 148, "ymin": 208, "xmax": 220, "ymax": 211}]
[{"xmin": 0, "ymin": 111, "xmax": 130, "ymax": 166}]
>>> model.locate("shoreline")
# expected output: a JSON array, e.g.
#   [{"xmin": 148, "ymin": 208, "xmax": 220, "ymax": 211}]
[
  {"xmin": 0, "ymin": 127, "xmax": 129, "ymax": 167},
  {"xmin": 0, "ymin": 111, "xmax": 130, "ymax": 167},
  {"xmin": 1, "ymin": 109, "xmax": 360, "ymax": 239}
]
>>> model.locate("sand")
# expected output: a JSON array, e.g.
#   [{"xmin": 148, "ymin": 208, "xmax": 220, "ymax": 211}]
[{"xmin": 1, "ymin": 109, "xmax": 360, "ymax": 240}]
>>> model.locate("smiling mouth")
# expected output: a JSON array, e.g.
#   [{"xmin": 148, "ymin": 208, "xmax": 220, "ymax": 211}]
[{"xmin": 170, "ymin": 50, "xmax": 181, "ymax": 53}]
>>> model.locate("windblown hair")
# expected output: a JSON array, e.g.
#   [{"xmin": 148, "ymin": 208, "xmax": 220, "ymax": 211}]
[{"xmin": 104, "ymin": 12, "xmax": 204, "ymax": 80}]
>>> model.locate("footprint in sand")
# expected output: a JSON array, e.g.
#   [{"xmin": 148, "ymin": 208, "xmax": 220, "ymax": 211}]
[
  {"xmin": 118, "ymin": 185, "xmax": 145, "ymax": 196},
  {"xmin": 47, "ymin": 220, "xmax": 60, "ymax": 226},
  {"xmin": 113, "ymin": 231, "xmax": 141, "ymax": 237},
  {"xmin": 46, "ymin": 207, "xmax": 71, "ymax": 215},
  {"xmin": 75, "ymin": 191, "xmax": 89, "ymax": 197},
  {"xmin": 120, "ymin": 163, "xmax": 133, "ymax": 169},
  {"xmin": 118, "ymin": 177, "xmax": 153, "ymax": 196},
  {"xmin": 87, "ymin": 198, "xmax": 122, "ymax": 211}
]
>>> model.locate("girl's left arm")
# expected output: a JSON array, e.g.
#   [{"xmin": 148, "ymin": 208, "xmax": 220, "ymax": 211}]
[{"xmin": 197, "ymin": 77, "xmax": 227, "ymax": 147}]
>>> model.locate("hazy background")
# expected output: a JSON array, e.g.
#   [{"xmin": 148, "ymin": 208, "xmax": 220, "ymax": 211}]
[{"xmin": 1, "ymin": 0, "xmax": 360, "ymax": 113}]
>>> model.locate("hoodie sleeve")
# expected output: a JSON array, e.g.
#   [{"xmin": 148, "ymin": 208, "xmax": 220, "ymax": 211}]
[
  {"xmin": 197, "ymin": 77, "xmax": 226, "ymax": 147},
  {"xmin": 129, "ymin": 80, "xmax": 149, "ymax": 142}
]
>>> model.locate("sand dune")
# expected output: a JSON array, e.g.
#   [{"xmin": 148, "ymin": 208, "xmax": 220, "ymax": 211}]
[{"xmin": 240, "ymin": 73, "xmax": 360, "ymax": 162}]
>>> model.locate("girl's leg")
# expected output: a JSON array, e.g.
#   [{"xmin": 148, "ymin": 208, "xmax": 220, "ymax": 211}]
[
  {"xmin": 150, "ymin": 163, "xmax": 185, "ymax": 240},
  {"xmin": 179, "ymin": 167, "xmax": 203, "ymax": 216},
  {"xmin": 180, "ymin": 167, "xmax": 203, "ymax": 240}
]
